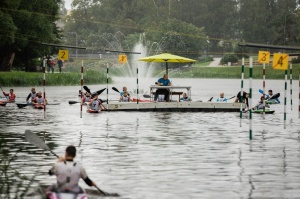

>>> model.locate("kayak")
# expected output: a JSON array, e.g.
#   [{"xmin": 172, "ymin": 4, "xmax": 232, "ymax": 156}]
[
  {"xmin": 253, "ymin": 109, "xmax": 275, "ymax": 114},
  {"xmin": 86, "ymin": 109, "xmax": 100, "ymax": 113},
  {"xmin": 0, "ymin": 101, "xmax": 7, "ymax": 106},
  {"xmin": 47, "ymin": 192, "xmax": 88, "ymax": 199},
  {"xmin": 33, "ymin": 104, "xmax": 45, "ymax": 109},
  {"xmin": 25, "ymin": 185, "xmax": 118, "ymax": 198},
  {"xmin": 266, "ymin": 100, "xmax": 280, "ymax": 104},
  {"xmin": 16, "ymin": 102, "xmax": 29, "ymax": 108}
]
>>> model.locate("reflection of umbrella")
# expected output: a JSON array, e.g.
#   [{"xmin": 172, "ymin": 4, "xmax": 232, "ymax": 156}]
[{"xmin": 138, "ymin": 53, "xmax": 196, "ymax": 75}]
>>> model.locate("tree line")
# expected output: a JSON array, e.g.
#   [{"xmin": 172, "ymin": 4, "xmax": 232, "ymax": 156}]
[{"xmin": 0, "ymin": 0, "xmax": 299, "ymax": 71}]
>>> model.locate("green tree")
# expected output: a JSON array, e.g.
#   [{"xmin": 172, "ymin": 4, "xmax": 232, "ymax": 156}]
[{"xmin": 0, "ymin": 0, "xmax": 62, "ymax": 71}]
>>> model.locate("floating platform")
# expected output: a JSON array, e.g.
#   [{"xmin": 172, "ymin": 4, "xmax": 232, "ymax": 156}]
[{"xmin": 103, "ymin": 101, "xmax": 246, "ymax": 112}]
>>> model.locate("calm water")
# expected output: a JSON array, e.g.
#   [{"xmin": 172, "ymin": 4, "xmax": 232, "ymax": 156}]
[{"xmin": 0, "ymin": 78, "xmax": 300, "ymax": 199}]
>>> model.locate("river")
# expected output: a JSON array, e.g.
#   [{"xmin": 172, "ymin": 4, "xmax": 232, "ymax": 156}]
[{"xmin": 0, "ymin": 78, "xmax": 299, "ymax": 198}]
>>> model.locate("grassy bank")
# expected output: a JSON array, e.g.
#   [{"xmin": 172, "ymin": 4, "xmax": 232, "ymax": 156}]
[
  {"xmin": 0, "ymin": 70, "xmax": 111, "ymax": 87},
  {"xmin": 1, "ymin": 60, "xmax": 299, "ymax": 87},
  {"xmin": 171, "ymin": 63, "xmax": 300, "ymax": 79}
]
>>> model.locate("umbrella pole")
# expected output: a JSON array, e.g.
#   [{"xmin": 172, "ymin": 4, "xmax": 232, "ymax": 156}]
[{"xmin": 166, "ymin": 62, "xmax": 168, "ymax": 75}]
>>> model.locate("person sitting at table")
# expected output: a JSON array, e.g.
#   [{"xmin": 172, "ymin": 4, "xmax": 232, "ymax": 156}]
[
  {"xmin": 216, "ymin": 92, "xmax": 227, "ymax": 102},
  {"xmin": 180, "ymin": 93, "xmax": 191, "ymax": 102},
  {"xmin": 154, "ymin": 74, "xmax": 171, "ymax": 102},
  {"xmin": 120, "ymin": 91, "xmax": 131, "ymax": 102}
]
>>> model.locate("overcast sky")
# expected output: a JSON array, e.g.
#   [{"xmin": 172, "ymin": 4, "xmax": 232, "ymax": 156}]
[{"xmin": 65, "ymin": 0, "xmax": 72, "ymax": 10}]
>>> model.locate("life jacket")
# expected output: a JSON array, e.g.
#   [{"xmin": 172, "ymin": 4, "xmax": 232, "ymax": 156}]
[
  {"xmin": 90, "ymin": 99, "xmax": 101, "ymax": 110},
  {"xmin": 30, "ymin": 92, "xmax": 37, "ymax": 101},
  {"xmin": 82, "ymin": 96, "xmax": 91, "ymax": 103},
  {"xmin": 216, "ymin": 97, "xmax": 227, "ymax": 102},
  {"xmin": 3, "ymin": 92, "xmax": 16, "ymax": 101},
  {"xmin": 34, "ymin": 96, "xmax": 45, "ymax": 104},
  {"xmin": 54, "ymin": 161, "xmax": 82, "ymax": 192},
  {"xmin": 121, "ymin": 96, "xmax": 130, "ymax": 102},
  {"xmin": 180, "ymin": 97, "xmax": 190, "ymax": 101}
]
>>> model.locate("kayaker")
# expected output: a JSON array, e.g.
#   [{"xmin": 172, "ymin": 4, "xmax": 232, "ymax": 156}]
[
  {"xmin": 265, "ymin": 89, "xmax": 280, "ymax": 103},
  {"xmin": 26, "ymin": 88, "xmax": 37, "ymax": 103},
  {"xmin": 154, "ymin": 74, "xmax": 171, "ymax": 102},
  {"xmin": 180, "ymin": 93, "xmax": 191, "ymax": 101},
  {"xmin": 216, "ymin": 92, "xmax": 227, "ymax": 102},
  {"xmin": 120, "ymin": 86, "xmax": 130, "ymax": 96},
  {"xmin": 81, "ymin": 92, "xmax": 91, "ymax": 104},
  {"xmin": 47, "ymin": 145, "xmax": 97, "ymax": 194},
  {"xmin": 33, "ymin": 91, "xmax": 48, "ymax": 105},
  {"xmin": 3, "ymin": 88, "xmax": 16, "ymax": 102},
  {"xmin": 88, "ymin": 93, "xmax": 105, "ymax": 111},
  {"xmin": 253, "ymin": 95, "xmax": 270, "ymax": 110},
  {"xmin": 120, "ymin": 91, "xmax": 131, "ymax": 102}
]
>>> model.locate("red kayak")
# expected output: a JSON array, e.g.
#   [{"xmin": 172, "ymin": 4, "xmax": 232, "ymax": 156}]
[
  {"xmin": 132, "ymin": 98, "xmax": 152, "ymax": 102},
  {"xmin": 86, "ymin": 109, "xmax": 100, "ymax": 113},
  {"xmin": 0, "ymin": 101, "xmax": 7, "ymax": 106},
  {"xmin": 34, "ymin": 104, "xmax": 45, "ymax": 109}
]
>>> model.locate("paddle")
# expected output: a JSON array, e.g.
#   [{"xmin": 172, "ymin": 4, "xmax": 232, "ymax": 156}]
[
  {"xmin": 270, "ymin": 93, "xmax": 280, "ymax": 100},
  {"xmin": 24, "ymin": 130, "xmax": 119, "ymax": 197},
  {"xmin": 25, "ymin": 130, "xmax": 59, "ymax": 158},
  {"xmin": 258, "ymin": 89, "xmax": 280, "ymax": 100},
  {"xmin": 69, "ymin": 100, "xmax": 81, "ymax": 105},
  {"xmin": 0, "ymin": 86, "xmax": 9, "ymax": 101},
  {"xmin": 112, "ymin": 87, "xmax": 120, "ymax": 93},
  {"xmin": 207, "ymin": 97, "xmax": 213, "ymax": 102},
  {"xmin": 258, "ymin": 89, "xmax": 265, "ymax": 95},
  {"xmin": 83, "ymin": 85, "xmax": 91, "ymax": 94},
  {"xmin": 95, "ymin": 88, "xmax": 106, "ymax": 95},
  {"xmin": 227, "ymin": 96, "xmax": 235, "ymax": 100},
  {"xmin": 84, "ymin": 86, "xmax": 106, "ymax": 96}
]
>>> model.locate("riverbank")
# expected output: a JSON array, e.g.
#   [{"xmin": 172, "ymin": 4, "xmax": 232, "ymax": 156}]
[
  {"xmin": 0, "ymin": 70, "xmax": 111, "ymax": 86},
  {"xmin": 1, "ymin": 62, "xmax": 299, "ymax": 86},
  {"xmin": 170, "ymin": 63, "xmax": 300, "ymax": 79}
]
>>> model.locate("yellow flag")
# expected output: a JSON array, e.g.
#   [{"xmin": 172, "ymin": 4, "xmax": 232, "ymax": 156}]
[
  {"xmin": 272, "ymin": 53, "xmax": 288, "ymax": 70},
  {"xmin": 258, "ymin": 51, "xmax": 270, "ymax": 64},
  {"xmin": 118, "ymin": 54, "xmax": 127, "ymax": 63},
  {"xmin": 58, "ymin": 50, "xmax": 69, "ymax": 60}
]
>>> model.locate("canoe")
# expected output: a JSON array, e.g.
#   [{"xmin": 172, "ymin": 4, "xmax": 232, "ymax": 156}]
[
  {"xmin": 86, "ymin": 109, "xmax": 100, "ymax": 113},
  {"xmin": 47, "ymin": 192, "xmax": 88, "ymax": 199},
  {"xmin": 253, "ymin": 109, "xmax": 275, "ymax": 114}
]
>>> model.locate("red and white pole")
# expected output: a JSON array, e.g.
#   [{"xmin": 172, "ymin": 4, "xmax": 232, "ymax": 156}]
[
  {"xmin": 80, "ymin": 60, "xmax": 83, "ymax": 118},
  {"xmin": 43, "ymin": 58, "xmax": 46, "ymax": 119}
]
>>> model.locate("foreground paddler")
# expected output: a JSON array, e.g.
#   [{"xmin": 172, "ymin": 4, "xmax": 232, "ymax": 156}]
[
  {"xmin": 25, "ymin": 130, "xmax": 119, "ymax": 197},
  {"xmin": 47, "ymin": 145, "xmax": 97, "ymax": 196}
]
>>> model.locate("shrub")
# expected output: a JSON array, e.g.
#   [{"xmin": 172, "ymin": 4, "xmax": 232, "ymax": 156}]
[{"xmin": 221, "ymin": 53, "xmax": 239, "ymax": 65}]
